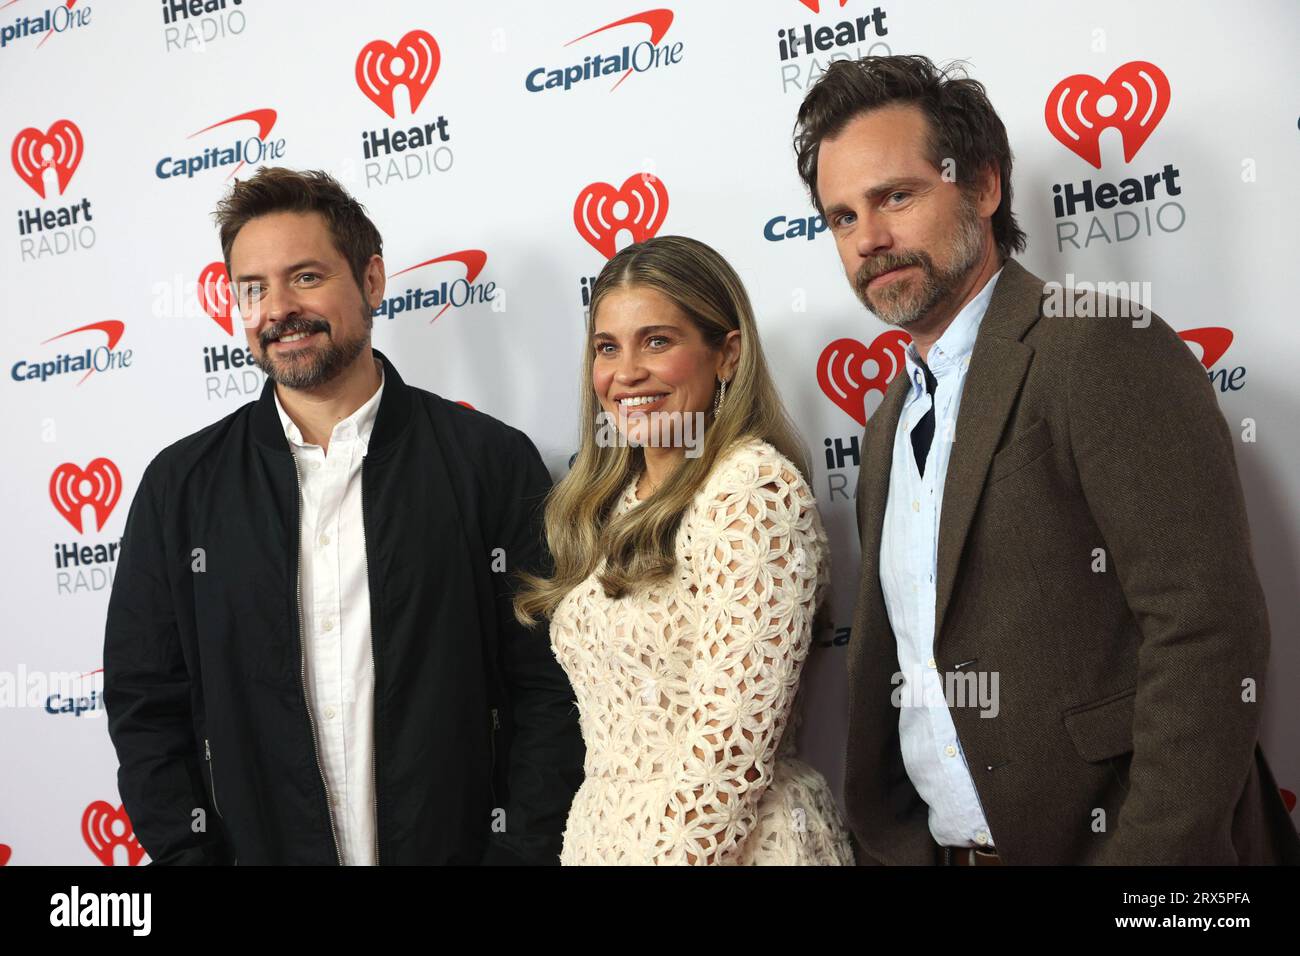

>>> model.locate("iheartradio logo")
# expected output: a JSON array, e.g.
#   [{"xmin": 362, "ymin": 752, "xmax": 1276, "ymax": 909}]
[
  {"xmin": 796, "ymin": 0, "xmax": 849, "ymax": 11},
  {"xmin": 817, "ymin": 331, "xmax": 910, "ymax": 427},
  {"xmin": 1045, "ymin": 61, "xmax": 1170, "ymax": 169},
  {"xmin": 49, "ymin": 458, "xmax": 121, "ymax": 534},
  {"xmin": 82, "ymin": 801, "xmax": 146, "ymax": 867},
  {"xmin": 11, "ymin": 119, "xmax": 83, "ymax": 199},
  {"xmin": 198, "ymin": 261, "xmax": 236, "ymax": 335},
  {"xmin": 356, "ymin": 30, "xmax": 441, "ymax": 118},
  {"xmin": 574, "ymin": 173, "xmax": 669, "ymax": 259}
]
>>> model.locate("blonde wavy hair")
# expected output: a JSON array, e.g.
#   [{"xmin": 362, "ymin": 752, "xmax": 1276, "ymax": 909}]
[{"xmin": 514, "ymin": 235, "xmax": 809, "ymax": 625}]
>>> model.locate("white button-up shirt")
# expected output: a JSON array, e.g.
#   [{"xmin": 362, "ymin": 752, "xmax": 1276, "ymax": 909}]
[
  {"xmin": 879, "ymin": 268, "xmax": 1001, "ymax": 849},
  {"xmin": 274, "ymin": 367, "xmax": 384, "ymax": 865}
]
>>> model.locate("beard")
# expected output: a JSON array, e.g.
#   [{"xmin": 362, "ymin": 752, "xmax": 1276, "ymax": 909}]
[
  {"xmin": 255, "ymin": 309, "xmax": 372, "ymax": 389},
  {"xmin": 852, "ymin": 194, "xmax": 987, "ymax": 328}
]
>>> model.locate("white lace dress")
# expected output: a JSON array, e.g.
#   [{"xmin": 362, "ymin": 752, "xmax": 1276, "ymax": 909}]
[{"xmin": 550, "ymin": 438, "xmax": 854, "ymax": 865}]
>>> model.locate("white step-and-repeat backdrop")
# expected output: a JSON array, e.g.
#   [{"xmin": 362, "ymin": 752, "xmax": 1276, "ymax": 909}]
[{"xmin": 2, "ymin": 0, "xmax": 1296, "ymax": 864}]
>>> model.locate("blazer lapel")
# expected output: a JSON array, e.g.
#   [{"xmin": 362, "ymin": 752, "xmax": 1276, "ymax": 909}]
[
  {"xmin": 847, "ymin": 371, "xmax": 908, "ymax": 710},
  {"xmin": 932, "ymin": 260, "xmax": 1044, "ymax": 645},
  {"xmin": 856, "ymin": 373, "xmax": 909, "ymax": 569}
]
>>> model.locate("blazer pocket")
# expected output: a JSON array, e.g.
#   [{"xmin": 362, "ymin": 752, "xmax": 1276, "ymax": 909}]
[
  {"xmin": 1062, "ymin": 687, "xmax": 1136, "ymax": 762},
  {"xmin": 989, "ymin": 417, "xmax": 1054, "ymax": 483}
]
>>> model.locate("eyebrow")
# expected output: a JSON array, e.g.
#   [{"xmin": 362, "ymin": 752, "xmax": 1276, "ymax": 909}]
[
  {"xmin": 823, "ymin": 177, "xmax": 931, "ymax": 216},
  {"xmin": 234, "ymin": 259, "xmax": 332, "ymax": 283},
  {"xmin": 591, "ymin": 324, "xmax": 680, "ymax": 341}
]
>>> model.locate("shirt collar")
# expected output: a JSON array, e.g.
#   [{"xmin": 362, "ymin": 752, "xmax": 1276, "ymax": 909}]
[
  {"xmin": 273, "ymin": 360, "xmax": 385, "ymax": 452},
  {"xmin": 902, "ymin": 266, "xmax": 1003, "ymax": 400}
]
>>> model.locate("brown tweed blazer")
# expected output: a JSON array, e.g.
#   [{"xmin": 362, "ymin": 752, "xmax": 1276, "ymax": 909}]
[{"xmin": 843, "ymin": 258, "xmax": 1300, "ymax": 865}]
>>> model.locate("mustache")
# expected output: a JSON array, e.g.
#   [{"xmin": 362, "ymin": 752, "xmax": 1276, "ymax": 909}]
[
  {"xmin": 855, "ymin": 252, "xmax": 932, "ymax": 292},
  {"xmin": 259, "ymin": 317, "xmax": 331, "ymax": 349}
]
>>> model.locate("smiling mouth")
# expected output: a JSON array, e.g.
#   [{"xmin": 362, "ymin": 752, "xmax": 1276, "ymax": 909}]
[
  {"xmin": 617, "ymin": 394, "xmax": 668, "ymax": 410},
  {"xmin": 263, "ymin": 324, "xmax": 328, "ymax": 351}
]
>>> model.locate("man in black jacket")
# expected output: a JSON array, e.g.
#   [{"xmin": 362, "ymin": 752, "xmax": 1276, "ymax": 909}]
[{"xmin": 104, "ymin": 167, "xmax": 583, "ymax": 864}]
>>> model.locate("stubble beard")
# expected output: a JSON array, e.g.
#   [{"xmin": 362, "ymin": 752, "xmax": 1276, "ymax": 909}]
[
  {"xmin": 255, "ymin": 307, "xmax": 372, "ymax": 390},
  {"xmin": 853, "ymin": 196, "xmax": 988, "ymax": 329}
]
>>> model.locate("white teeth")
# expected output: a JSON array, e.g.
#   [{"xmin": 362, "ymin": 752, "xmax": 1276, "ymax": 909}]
[
  {"xmin": 278, "ymin": 331, "xmax": 310, "ymax": 343},
  {"xmin": 620, "ymin": 395, "xmax": 665, "ymax": 407}
]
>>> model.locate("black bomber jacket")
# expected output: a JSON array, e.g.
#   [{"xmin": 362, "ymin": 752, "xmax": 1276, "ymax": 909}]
[{"xmin": 104, "ymin": 350, "xmax": 584, "ymax": 864}]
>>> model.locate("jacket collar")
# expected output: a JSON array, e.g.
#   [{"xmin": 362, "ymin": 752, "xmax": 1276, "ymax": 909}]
[{"xmin": 252, "ymin": 348, "xmax": 413, "ymax": 458}]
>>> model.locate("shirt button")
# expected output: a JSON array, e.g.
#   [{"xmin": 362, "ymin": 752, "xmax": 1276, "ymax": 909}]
[
  {"xmin": 911, "ymin": 500, "xmax": 920, "ymax": 512},
  {"xmin": 927, "ymin": 658, "xmax": 937, "ymax": 669},
  {"xmin": 945, "ymin": 745, "xmax": 957, "ymax": 757},
  {"xmin": 319, "ymin": 533, "xmax": 330, "ymax": 547},
  {"xmin": 324, "ymin": 707, "xmax": 336, "ymax": 719},
  {"xmin": 975, "ymin": 831, "xmax": 989, "ymax": 846},
  {"xmin": 311, "ymin": 461, "xmax": 322, "ymax": 472},
  {"xmin": 323, "ymin": 619, "xmax": 334, "ymax": 632}
]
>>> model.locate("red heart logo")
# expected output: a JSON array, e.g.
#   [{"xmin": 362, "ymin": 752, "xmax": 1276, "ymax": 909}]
[
  {"xmin": 817, "ymin": 331, "xmax": 911, "ymax": 426},
  {"xmin": 1282, "ymin": 788, "xmax": 1296, "ymax": 814},
  {"xmin": 355, "ymin": 30, "xmax": 441, "ymax": 118},
  {"xmin": 49, "ymin": 458, "xmax": 122, "ymax": 534},
  {"xmin": 198, "ymin": 261, "xmax": 235, "ymax": 336},
  {"xmin": 81, "ymin": 801, "xmax": 146, "ymax": 867},
  {"xmin": 573, "ymin": 173, "xmax": 669, "ymax": 259},
  {"xmin": 11, "ymin": 119, "xmax": 83, "ymax": 198},
  {"xmin": 1177, "ymin": 327, "xmax": 1233, "ymax": 370},
  {"xmin": 1045, "ymin": 61, "xmax": 1170, "ymax": 168},
  {"xmin": 0, "ymin": 844, "xmax": 11, "ymax": 866}
]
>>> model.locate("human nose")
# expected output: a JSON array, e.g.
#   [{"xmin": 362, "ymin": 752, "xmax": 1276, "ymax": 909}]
[
  {"xmin": 613, "ymin": 348, "xmax": 649, "ymax": 384},
  {"xmin": 263, "ymin": 282, "xmax": 303, "ymax": 328},
  {"xmin": 854, "ymin": 209, "xmax": 893, "ymax": 259}
]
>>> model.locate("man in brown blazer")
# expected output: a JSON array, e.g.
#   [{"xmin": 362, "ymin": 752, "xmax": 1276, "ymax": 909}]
[{"xmin": 794, "ymin": 55, "xmax": 1299, "ymax": 865}]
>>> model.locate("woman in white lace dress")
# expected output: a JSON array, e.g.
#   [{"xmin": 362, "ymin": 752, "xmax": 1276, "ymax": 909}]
[{"xmin": 515, "ymin": 236, "xmax": 853, "ymax": 865}]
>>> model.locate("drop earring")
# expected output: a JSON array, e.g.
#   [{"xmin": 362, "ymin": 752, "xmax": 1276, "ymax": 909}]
[{"xmin": 713, "ymin": 377, "xmax": 728, "ymax": 415}]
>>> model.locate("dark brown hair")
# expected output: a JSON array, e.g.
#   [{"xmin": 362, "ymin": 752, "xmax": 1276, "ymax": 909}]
[
  {"xmin": 793, "ymin": 55, "xmax": 1026, "ymax": 259},
  {"xmin": 212, "ymin": 167, "xmax": 383, "ymax": 290}
]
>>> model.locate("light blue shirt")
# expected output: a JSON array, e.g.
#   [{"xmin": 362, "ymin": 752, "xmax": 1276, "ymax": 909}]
[{"xmin": 879, "ymin": 268, "xmax": 1002, "ymax": 849}]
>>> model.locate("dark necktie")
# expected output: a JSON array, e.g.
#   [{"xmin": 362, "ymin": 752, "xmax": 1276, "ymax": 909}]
[{"xmin": 911, "ymin": 360, "xmax": 939, "ymax": 477}]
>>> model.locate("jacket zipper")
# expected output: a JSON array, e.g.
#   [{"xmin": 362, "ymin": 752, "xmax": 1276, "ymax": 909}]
[
  {"xmin": 292, "ymin": 455, "xmax": 344, "ymax": 865},
  {"xmin": 204, "ymin": 737, "xmax": 237, "ymax": 864},
  {"xmin": 360, "ymin": 460, "xmax": 379, "ymax": 866},
  {"xmin": 204, "ymin": 737, "xmax": 223, "ymax": 819}
]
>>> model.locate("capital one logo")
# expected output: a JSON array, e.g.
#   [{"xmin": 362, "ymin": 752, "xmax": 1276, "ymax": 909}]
[
  {"xmin": 355, "ymin": 29, "xmax": 440, "ymax": 118},
  {"xmin": 574, "ymin": 173, "xmax": 669, "ymax": 259},
  {"xmin": 1179, "ymin": 325, "xmax": 1247, "ymax": 393},
  {"xmin": 1178, "ymin": 327, "xmax": 1232, "ymax": 370},
  {"xmin": 817, "ymin": 331, "xmax": 910, "ymax": 426},
  {"xmin": 11, "ymin": 119, "xmax": 83, "ymax": 198},
  {"xmin": 526, "ymin": 9, "xmax": 681, "ymax": 94},
  {"xmin": 198, "ymin": 261, "xmax": 235, "ymax": 335},
  {"xmin": 82, "ymin": 801, "xmax": 146, "ymax": 866},
  {"xmin": 155, "ymin": 108, "xmax": 284, "ymax": 182},
  {"xmin": 49, "ymin": 458, "xmax": 121, "ymax": 533},
  {"xmin": 379, "ymin": 249, "xmax": 496, "ymax": 322},
  {"xmin": 1045, "ymin": 61, "xmax": 1170, "ymax": 168}
]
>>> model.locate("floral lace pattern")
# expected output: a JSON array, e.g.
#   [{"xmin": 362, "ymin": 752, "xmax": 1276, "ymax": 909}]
[{"xmin": 550, "ymin": 439, "xmax": 854, "ymax": 865}]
